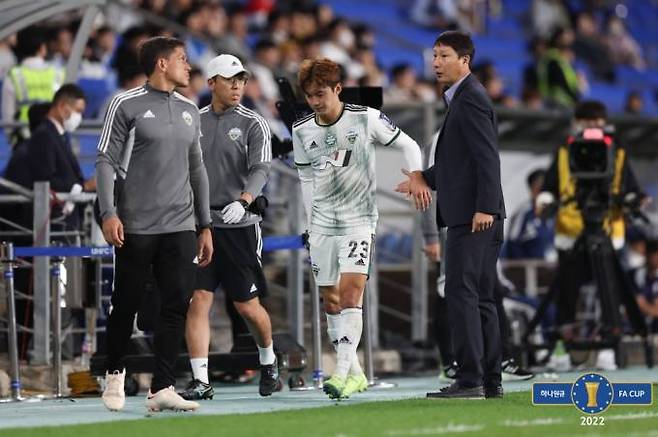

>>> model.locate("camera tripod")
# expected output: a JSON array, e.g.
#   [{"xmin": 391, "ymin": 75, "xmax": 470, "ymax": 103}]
[{"xmin": 523, "ymin": 214, "xmax": 651, "ymax": 366}]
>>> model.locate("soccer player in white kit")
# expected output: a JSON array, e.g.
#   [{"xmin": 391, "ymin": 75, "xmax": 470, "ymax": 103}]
[{"xmin": 292, "ymin": 58, "xmax": 430, "ymax": 399}]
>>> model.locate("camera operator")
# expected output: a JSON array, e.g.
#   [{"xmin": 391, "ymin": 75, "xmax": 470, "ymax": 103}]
[{"xmin": 535, "ymin": 100, "xmax": 649, "ymax": 337}]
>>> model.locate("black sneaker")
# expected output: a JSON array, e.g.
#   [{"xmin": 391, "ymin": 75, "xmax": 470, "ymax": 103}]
[
  {"xmin": 501, "ymin": 358, "xmax": 534, "ymax": 381},
  {"xmin": 485, "ymin": 384, "xmax": 504, "ymax": 399},
  {"xmin": 427, "ymin": 382, "xmax": 484, "ymax": 399},
  {"xmin": 259, "ymin": 358, "xmax": 281, "ymax": 397},
  {"xmin": 178, "ymin": 379, "xmax": 214, "ymax": 400}
]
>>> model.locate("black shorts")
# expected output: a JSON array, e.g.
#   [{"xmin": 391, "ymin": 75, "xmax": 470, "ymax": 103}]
[{"xmin": 195, "ymin": 224, "xmax": 268, "ymax": 302}]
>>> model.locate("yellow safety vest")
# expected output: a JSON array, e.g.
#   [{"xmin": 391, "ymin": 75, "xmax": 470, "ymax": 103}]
[
  {"xmin": 555, "ymin": 145, "xmax": 625, "ymax": 242},
  {"xmin": 8, "ymin": 65, "xmax": 61, "ymax": 123},
  {"xmin": 537, "ymin": 49, "xmax": 580, "ymax": 108}
]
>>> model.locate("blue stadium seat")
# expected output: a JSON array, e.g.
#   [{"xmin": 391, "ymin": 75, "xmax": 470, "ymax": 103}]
[
  {"xmin": 586, "ymin": 83, "xmax": 628, "ymax": 114},
  {"xmin": 78, "ymin": 77, "xmax": 116, "ymax": 119}
]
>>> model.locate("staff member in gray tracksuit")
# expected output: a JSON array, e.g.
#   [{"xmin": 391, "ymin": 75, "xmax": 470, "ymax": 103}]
[
  {"xmin": 96, "ymin": 37, "xmax": 213, "ymax": 412},
  {"xmin": 179, "ymin": 54, "xmax": 278, "ymax": 401}
]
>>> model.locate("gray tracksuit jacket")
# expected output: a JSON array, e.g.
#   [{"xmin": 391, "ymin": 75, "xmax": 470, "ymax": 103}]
[
  {"xmin": 95, "ymin": 83, "xmax": 211, "ymax": 234},
  {"xmin": 199, "ymin": 103, "xmax": 271, "ymax": 228}
]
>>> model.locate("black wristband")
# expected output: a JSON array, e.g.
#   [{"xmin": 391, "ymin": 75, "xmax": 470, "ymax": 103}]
[{"xmin": 237, "ymin": 199, "xmax": 249, "ymax": 209}]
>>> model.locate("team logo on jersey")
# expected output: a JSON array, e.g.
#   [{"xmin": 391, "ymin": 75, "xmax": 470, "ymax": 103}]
[
  {"xmin": 182, "ymin": 111, "xmax": 193, "ymax": 126},
  {"xmin": 324, "ymin": 132, "xmax": 337, "ymax": 146},
  {"xmin": 379, "ymin": 112, "xmax": 397, "ymax": 131},
  {"xmin": 346, "ymin": 130, "xmax": 358, "ymax": 144},
  {"xmin": 228, "ymin": 127, "xmax": 242, "ymax": 141},
  {"xmin": 309, "ymin": 140, "xmax": 318, "ymax": 149}
]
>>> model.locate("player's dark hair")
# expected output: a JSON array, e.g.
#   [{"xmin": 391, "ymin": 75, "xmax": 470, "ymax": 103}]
[{"xmin": 138, "ymin": 36, "xmax": 185, "ymax": 76}]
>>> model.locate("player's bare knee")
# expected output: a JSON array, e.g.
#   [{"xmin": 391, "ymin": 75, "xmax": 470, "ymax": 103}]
[{"xmin": 188, "ymin": 290, "xmax": 213, "ymax": 315}]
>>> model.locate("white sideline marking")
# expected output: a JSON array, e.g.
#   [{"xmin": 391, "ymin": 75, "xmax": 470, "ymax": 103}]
[
  {"xmin": 386, "ymin": 423, "xmax": 484, "ymax": 435},
  {"xmin": 501, "ymin": 418, "xmax": 565, "ymax": 427},
  {"xmin": 605, "ymin": 411, "xmax": 658, "ymax": 421}
]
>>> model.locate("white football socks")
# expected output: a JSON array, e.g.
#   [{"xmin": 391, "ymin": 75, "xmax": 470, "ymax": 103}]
[
  {"xmin": 258, "ymin": 343, "xmax": 276, "ymax": 366},
  {"xmin": 334, "ymin": 308, "xmax": 363, "ymax": 379},
  {"xmin": 190, "ymin": 357, "xmax": 209, "ymax": 384},
  {"xmin": 326, "ymin": 312, "xmax": 364, "ymax": 376}
]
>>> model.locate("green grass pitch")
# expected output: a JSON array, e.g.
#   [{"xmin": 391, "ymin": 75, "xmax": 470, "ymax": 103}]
[{"xmin": 1, "ymin": 391, "xmax": 657, "ymax": 436}]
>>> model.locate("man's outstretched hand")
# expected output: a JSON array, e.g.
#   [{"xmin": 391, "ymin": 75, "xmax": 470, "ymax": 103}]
[{"xmin": 395, "ymin": 169, "xmax": 432, "ymax": 211}]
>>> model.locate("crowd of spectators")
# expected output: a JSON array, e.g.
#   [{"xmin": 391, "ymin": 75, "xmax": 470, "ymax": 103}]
[{"xmin": 1, "ymin": 0, "xmax": 656, "ymax": 131}]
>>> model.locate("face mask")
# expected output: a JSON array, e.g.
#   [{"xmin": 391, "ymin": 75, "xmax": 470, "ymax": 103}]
[
  {"xmin": 63, "ymin": 110, "xmax": 82, "ymax": 133},
  {"xmin": 337, "ymin": 30, "xmax": 355, "ymax": 48}
]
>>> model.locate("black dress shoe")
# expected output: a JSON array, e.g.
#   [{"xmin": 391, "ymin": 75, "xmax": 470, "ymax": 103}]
[
  {"xmin": 427, "ymin": 382, "xmax": 484, "ymax": 399},
  {"xmin": 485, "ymin": 384, "xmax": 503, "ymax": 399}
]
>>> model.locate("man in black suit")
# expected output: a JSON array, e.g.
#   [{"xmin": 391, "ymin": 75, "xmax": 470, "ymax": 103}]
[
  {"xmin": 28, "ymin": 84, "xmax": 92, "ymax": 229},
  {"xmin": 396, "ymin": 31, "xmax": 506, "ymax": 399}
]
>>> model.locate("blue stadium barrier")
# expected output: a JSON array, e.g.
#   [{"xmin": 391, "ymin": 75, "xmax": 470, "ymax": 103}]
[{"xmin": 12, "ymin": 235, "xmax": 305, "ymax": 258}]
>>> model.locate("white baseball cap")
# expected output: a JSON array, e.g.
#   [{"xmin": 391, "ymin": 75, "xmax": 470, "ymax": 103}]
[{"xmin": 206, "ymin": 54, "xmax": 249, "ymax": 80}]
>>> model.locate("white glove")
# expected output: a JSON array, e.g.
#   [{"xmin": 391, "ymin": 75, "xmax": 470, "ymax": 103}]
[
  {"xmin": 221, "ymin": 200, "xmax": 247, "ymax": 224},
  {"xmin": 62, "ymin": 183, "xmax": 83, "ymax": 216}
]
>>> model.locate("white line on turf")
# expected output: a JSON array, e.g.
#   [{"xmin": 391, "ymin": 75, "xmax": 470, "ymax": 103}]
[
  {"xmin": 501, "ymin": 418, "xmax": 565, "ymax": 427},
  {"xmin": 385, "ymin": 423, "xmax": 485, "ymax": 435}
]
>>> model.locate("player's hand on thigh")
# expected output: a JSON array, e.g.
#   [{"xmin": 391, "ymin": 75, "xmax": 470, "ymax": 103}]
[{"xmin": 197, "ymin": 228, "xmax": 213, "ymax": 267}]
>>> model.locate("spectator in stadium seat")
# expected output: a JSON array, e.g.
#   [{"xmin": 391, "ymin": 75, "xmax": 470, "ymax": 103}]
[
  {"xmin": 89, "ymin": 26, "xmax": 117, "ymax": 68},
  {"xmin": 265, "ymin": 10, "xmax": 291, "ymax": 44},
  {"xmin": 605, "ymin": 16, "xmax": 646, "ymax": 71},
  {"xmin": 502, "ymin": 169, "xmax": 555, "ymax": 260},
  {"xmin": 385, "ymin": 63, "xmax": 419, "ymax": 103},
  {"xmin": 177, "ymin": 65, "xmax": 206, "ymax": 106},
  {"xmin": 320, "ymin": 19, "xmax": 356, "ymax": 67},
  {"xmin": 0, "ymin": 34, "xmax": 17, "ymax": 78},
  {"xmin": 522, "ymin": 37, "xmax": 547, "ymax": 96},
  {"xmin": 249, "ymin": 39, "xmax": 282, "ymax": 103},
  {"xmin": 536, "ymin": 27, "xmax": 586, "ymax": 109},
  {"xmin": 632, "ymin": 240, "xmax": 658, "ymax": 332},
  {"xmin": 112, "ymin": 26, "xmax": 150, "ymax": 87},
  {"xmin": 48, "ymin": 26, "xmax": 74, "ymax": 68},
  {"xmin": 531, "ymin": 0, "xmax": 570, "ymax": 39},
  {"xmin": 289, "ymin": 6, "xmax": 318, "ymax": 41},
  {"xmin": 624, "ymin": 91, "xmax": 645, "ymax": 115},
  {"xmin": 179, "ymin": 2, "xmax": 214, "ymax": 67},
  {"xmin": 572, "ymin": 12, "xmax": 615, "ymax": 83}
]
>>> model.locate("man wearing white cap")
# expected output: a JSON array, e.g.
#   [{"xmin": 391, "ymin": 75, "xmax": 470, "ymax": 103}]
[{"xmin": 180, "ymin": 54, "xmax": 278, "ymax": 400}]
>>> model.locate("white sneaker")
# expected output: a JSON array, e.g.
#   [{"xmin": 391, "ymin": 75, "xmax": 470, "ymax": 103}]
[
  {"xmin": 145, "ymin": 386, "xmax": 200, "ymax": 412},
  {"xmin": 102, "ymin": 369, "xmax": 126, "ymax": 411}
]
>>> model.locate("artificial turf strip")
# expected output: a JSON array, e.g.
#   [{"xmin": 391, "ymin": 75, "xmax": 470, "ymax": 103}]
[{"xmin": 1, "ymin": 391, "xmax": 657, "ymax": 437}]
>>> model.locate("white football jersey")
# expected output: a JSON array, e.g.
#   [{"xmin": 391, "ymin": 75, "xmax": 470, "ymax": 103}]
[{"xmin": 292, "ymin": 104, "xmax": 401, "ymax": 235}]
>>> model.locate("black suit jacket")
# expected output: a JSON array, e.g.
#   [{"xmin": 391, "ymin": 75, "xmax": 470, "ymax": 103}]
[
  {"xmin": 27, "ymin": 119, "xmax": 84, "ymax": 192},
  {"xmin": 421, "ymin": 74, "xmax": 505, "ymax": 228}
]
